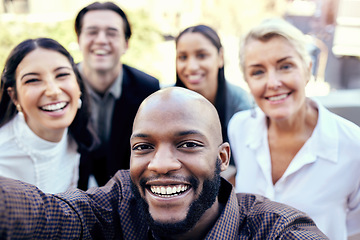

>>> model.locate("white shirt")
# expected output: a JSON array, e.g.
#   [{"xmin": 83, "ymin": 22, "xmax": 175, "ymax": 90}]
[
  {"xmin": 0, "ymin": 113, "xmax": 80, "ymax": 194},
  {"xmin": 228, "ymin": 98, "xmax": 360, "ymax": 240}
]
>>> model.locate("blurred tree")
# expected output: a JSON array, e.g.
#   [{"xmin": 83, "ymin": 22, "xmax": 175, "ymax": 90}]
[
  {"xmin": 0, "ymin": 19, "xmax": 78, "ymax": 71},
  {"xmin": 0, "ymin": 9, "xmax": 162, "ymax": 80}
]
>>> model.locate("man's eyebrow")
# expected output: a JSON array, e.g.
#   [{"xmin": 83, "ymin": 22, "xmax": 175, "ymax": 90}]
[
  {"xmin": 176, "ymin": 130, "xmax": 205, "ymax": 137},
  {"xmin": 130, "ymin": 130, "xmax": 205, "ymax": 139},
  {"xmin": 130, "ymin": 133, "xmax": 149, "ymax": 139},
  {"xmin": 84, "ymin": 26, "xmax": 119, "ymax": 31}
]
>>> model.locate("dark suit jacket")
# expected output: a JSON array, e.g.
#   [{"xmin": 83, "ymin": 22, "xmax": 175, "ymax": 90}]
[{"xmin": 78, "ymin": 64, "xmax": 160, "ymax": 189}]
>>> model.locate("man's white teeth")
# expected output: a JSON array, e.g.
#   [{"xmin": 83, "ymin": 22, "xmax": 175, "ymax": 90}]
[
  {"xmin": 94, "ymin": 49, "xmax": 108, "ymax": 55},
  {"xmin": 150, "ymin": 185, "xmax": 189, "ymax": 197},
  {"xmin": 268, "ymin": 93, "xmax": 288, "ymax": 101},
  {"xmin": 41, "ymin": 102, "xmax": 67, "ymax": 111}
]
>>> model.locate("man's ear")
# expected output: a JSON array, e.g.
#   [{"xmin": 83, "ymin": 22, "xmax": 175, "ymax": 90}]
[
  {"xmin": 218, "ymin": 142, "xmax": 230, "ymax": 172},
  {"xmin": 122, "ymin": 40, "xmax": 129, "ymax": 55},
  {"xmin": 7, "ymin": 87, "xmax": 17, "ymax": 105}
]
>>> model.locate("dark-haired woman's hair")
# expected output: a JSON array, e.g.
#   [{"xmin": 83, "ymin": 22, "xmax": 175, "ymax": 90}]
[
  {"xmin": 0, "ymin": 37, "xmax": 97, "ymax": 152},
  {"xmin": 74, "ymin": 1, "xmax": 131, "ymax": 41},
  {"xmin": 174, "ymin": 25, "xmax": 227, "ymax": 143}
]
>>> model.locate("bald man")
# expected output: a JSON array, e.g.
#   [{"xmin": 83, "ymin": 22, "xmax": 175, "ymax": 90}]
[{"xmin": 0, "ymin": 88, "xmax": 327, "ymax": 239}]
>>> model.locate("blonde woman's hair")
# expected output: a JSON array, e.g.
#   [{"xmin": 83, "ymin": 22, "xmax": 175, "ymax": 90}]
[{"xmin": 239, "ymin": 18, "xmax": 312, "ymax": 76}]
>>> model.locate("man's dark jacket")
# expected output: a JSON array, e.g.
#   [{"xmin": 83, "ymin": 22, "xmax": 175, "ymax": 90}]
[{"xmin": 78, "ymin": 64, "xmax": 160, "ymax": 189}]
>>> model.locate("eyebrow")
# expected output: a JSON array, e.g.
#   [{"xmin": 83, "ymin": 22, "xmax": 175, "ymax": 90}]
[
  {"xmin": 84, "ymin": 26, "xmax": 119, "ymax": 32},
  {"xmin": 20, "ymin": 72, "xmax": 39, "ymax": 81},
  {"xmin": 277, "ymin": 56, "xmax": 292, "ymax": 63},
  {"xmin": 54, "ymin": 66, "xmax": 72, "ymax": 71},
  {"xmin": 248, "ymin": 56, "xmax": 292, "ymax": 68},
  {"xmin": 20, "ymin": 66, "xmax": 72, "ymax": 81},
  {"xmin": 177, "ymin": 48, "xmax": 208, "ymax": 54},
  {"xmin": 130, "ymin": 130, "xmax": 206, "ymax": 139},
  {"xmin": 176, "ymin": 130, "xmax": 205, "ymax": 138}
]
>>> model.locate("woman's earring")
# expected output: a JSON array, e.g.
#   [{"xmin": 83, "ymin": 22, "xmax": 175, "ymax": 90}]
[
  {"xmin": 78, "ymin": 98, "xmax": 82, "ymax": 109},
  {"xmin": 16, "ymin": 104, "xmax": 22, "ymax": 113}
]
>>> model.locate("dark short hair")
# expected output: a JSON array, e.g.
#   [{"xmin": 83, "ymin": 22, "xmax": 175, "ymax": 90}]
[
  {"xmin": 174, "ymin": 25, "xmax": 225, "ymax": 89},
  {"xmin": 0, "ymin": 38, "xmax": 97, "ymax": 151},
  {"xmin": 74, "ymin": 1, "xmax": 132, "ymax": 41}
]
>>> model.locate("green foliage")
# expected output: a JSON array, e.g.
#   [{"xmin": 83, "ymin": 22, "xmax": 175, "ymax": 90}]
[
  {"xmin": 0, "ymin": 9, "xmax": 163, "ymax": 79},
  {"xmin": 0, "ymin": 19, "xmax": 79, "ymax": 70},
  {"xmin": 121, "ymin": 9, "xmax": 163, "ymax": 78}
]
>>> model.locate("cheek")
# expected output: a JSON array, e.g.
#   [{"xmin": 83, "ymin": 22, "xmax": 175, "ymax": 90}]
[
  {"xmin": 176, "ymin": 61, "xmax": 185, "ymax": 73},
  {"xmin": 79, "ymin": 38, "xmax": 91, "ymax": 51},
  {"xmin": 18, "ymin": 89, "xmax": 39, "ymax": 107},
  {"xmin": 247, "ymin": 81, "xmax": 264, "ymax": 98},
  {"xmin": 66, "ymin": 81, "xmax": 81, "ymax": 97},
  {"xmin": 205, "ymin": 61, "xmax": 219, "ymax": 82},
  {"xmin": 129, "ymin": 157, "xmax": 147, "ymax": 179},
  {"xmin": 286, "ymin": 72, "xmax": 306, "ymax": 91}
]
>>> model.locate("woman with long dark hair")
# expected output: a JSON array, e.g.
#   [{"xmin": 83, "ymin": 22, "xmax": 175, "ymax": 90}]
[
  {"xmin": 0, "ymin": 38, "xmax": 97, "ymax": 193},
  {"xmin": 175, "ymin": 25, "xmax": 251, "ymax": 183}
]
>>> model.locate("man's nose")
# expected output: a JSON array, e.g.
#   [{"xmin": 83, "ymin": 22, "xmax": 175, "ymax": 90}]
[
  {"xmin": 94, "ymin": 30, "xmax": 108, "ymax": 43},
  {"xmin": 148, "ymin": 145, "xmax": 181, "ymax": 174}
]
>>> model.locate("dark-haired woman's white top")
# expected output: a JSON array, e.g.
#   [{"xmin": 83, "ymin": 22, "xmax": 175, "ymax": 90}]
[{"xmin": 0, "ymin": 113, "xmax": 79, "ymax": 193}]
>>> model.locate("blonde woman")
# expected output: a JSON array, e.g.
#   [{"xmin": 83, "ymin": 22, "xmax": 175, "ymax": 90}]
[{"xmin": 228, "ymin": 18, "xmax": 360, "ymax": 239}]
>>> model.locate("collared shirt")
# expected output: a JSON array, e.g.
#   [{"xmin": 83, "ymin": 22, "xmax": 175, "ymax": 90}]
[
  {"xmin": 228, "ymin": 98, "xmax": 360, "ymax": 240},
  {"xmin": 0, "ymin": 113, "xmax": 79, "ymax": 193},
  {"xmin": 78, "ymin": 63, "xmax": 123, "ymax": 143},
  {"xmin": 0, "ymin": 170, "xmax": 327, "ymax": 239}
]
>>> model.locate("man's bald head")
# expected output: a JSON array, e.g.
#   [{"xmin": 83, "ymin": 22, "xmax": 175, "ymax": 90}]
[
  {"xmin": 133, "ymin": 87, "xmax": 223, "ymax": 144},
  {"xmin": 130, "ymin": 87, "xmax": 230, "ymax": 238}
]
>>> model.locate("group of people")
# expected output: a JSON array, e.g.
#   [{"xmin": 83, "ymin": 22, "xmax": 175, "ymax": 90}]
[{"xmin": 0, "ymin": 1, "xmax": 359, "ymax": 239}]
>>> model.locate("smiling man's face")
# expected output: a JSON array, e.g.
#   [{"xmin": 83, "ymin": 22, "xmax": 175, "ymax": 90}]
[{"xmin": 129, "ymin": 87, "xmax": 229, "ymax": 236}]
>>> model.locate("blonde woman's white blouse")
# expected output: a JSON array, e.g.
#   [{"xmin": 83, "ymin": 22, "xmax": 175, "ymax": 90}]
[
  {"xmin": 0, "ymin": 113, "xmax": 80, "ymax": 194},
  {"xmin": 228, "ymin": 98, "xmax": 360, "ymax": 240}
]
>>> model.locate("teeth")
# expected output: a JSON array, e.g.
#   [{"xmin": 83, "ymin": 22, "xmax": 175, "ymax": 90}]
[
  {"xmin": 268, "ymin": 93, "xmax": 288, "ymax": 101},
  {"xmin": 150, "ymin": 185, "xmax": 189, "ymax": 197},
  {"xmin": 94, "ymin": 49, "xmax": 108, "ymax": 55},
  {"xmin": 41, "ymin": 102, "xmax": 67, "ymax": 111},
  {"xmin": 188, "ymin": 75, "xmax": 201, "ymax": 81}
]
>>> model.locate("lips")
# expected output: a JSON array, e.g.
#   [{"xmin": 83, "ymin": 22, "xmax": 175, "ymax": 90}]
[
  {"xmin": 186, "ymin": 74, "xmax": 203, "ymax": 84},
  {"xmin": 149, "ymin": 184, "xmax": 190, "ymax": 198},
  {"xmin": 40, "ymin": 102, "xmax": 68, "ymax": 112}
]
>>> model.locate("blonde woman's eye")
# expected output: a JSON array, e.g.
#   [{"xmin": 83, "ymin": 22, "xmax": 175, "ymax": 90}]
[
  {"xmin": 281, "ymin": 63, "xmax": 292, "ymax": 70},
  {"xmin": 251, "ymin": 70, "xmax": 264, "ymax": 76}
]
